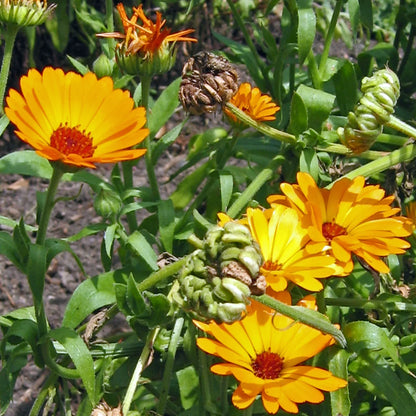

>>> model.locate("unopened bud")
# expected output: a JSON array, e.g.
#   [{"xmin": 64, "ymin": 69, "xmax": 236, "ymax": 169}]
[
  {"xmin": 93, "ymin": 54, "xmax": 114, "ymax": 78},
  {"xmin": 94, "ymin": 186, "xmax": 122, "ymax": 220},
  {"xmin": 0, "ymin": 0, "xmax": 55, "ymax": 27}
]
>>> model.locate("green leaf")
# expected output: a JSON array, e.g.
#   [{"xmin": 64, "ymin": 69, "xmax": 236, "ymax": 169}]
[
  {"xmin": 0, "ymin": 231, "xmax": 22, "ymax": 271},
  {"xmin": 152, "ymin": 121, "xmax": 186, "ymax": 164},
  {"xmin": 333, "ymin": 60, "xmax": 358, "ymax": 115},
  {"xmin": 158, "ymin": 199, "xmax": 175, "ymax": 253},
  {"xmin": 104, "ymin": 223, "xmax": 118, "ymax": 258},
  {"xmin": 66, "ymin": 55, "xmax": 90, "ymax": 75},
  {"xmin": 288, "ymin": 92, "xmax": 308, "ymax": 135},
  {"xmin": 348, "ymin": 0, "xmax": 360, "ymax": 35},
  {"xmin": 62, "ymin": 271, "xmax": 127, "ymax": 328},
  {"xmin": 295, "ymin": 85, "xmax": 335, "ymax": 131},
  {"xmin": 148, "ymin": 77, "xmax": 181, "ymax": 136},
  {"xmin": 297, "ymin": 0, "xmax": 316, "ymax": 64},
  {"xmin": 170, "ymin": 161, "xmax": 213, "ymax": 209},
  {"xmin": 45, "ymin": 0, "xmax": 70, "ymax": 52},
  {"xmin": 0, "ymin": 114, "xmax": 9, "ymax": 136},
  {"xmin": 219, "ymin": 172, "xmax": 233, "ymax": 212},
  {"xmin": 127, "ymin": 231, "xmax": 158, "ymax": 271},
  {"xmin": 329, "ymin": 349, "xmax": 351, "ymax": 416},
  {"xmin": 350, "ymin": 351, "xmax": 416, "ymax": 415},
  {"xmin": 0, "ymin": 150, "xmax": 53, "ymax": 178},
  {"xmin": 126, "ymin": 274, "xmax": 149, "ymax": 316},
  {"xmin": 300, "ymin": 148, "xmax": 320, "ymax": 181},
  {"xmin": 47, "ymin": 327, "xmax": 95, "ymax": 402},
  {"xmin": 177, "ymin": 366, "xmax": 200, "ymax": 410},
  {"xmin": 358, "ymin": 0, "xmax": 373, "ymax": 30},
  {"xmin": 27, "ymin": 244, "xmax": 47, "ymax": 305},
  {"xmin": 344, "ymin": 321, "xmax": 412, "ymax": 374}
]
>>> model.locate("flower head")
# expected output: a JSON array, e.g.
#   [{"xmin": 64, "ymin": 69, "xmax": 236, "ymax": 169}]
[
  {"xmin": 224, "ymin": 82, "xmax": 280, "ymax": 128},
  {"xmin": 268, "ymin": 172, "xmax": 413, "ymax": 274},
  {"xmin": 5, "ymin": 67, "xmax": 148, "ymax": 169},
  {"xmin": 97, "ymin": 3, "xmax": 196, "ymax": 75},
  {"xmin": 246, "ymin": 205, "xmax": 340, "ymax": 292},
  {"xmin": 0, "ymin": 0, "xmax": 55, "ymax": 27},
  {"xmin": 194, "ymin": 295, "xmax": 347, "ymax": 414}
]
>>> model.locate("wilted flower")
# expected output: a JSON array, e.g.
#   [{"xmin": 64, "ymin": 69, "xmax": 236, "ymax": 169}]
[
  {"xmin": 0, "ymin": 0, "xmax": 55, "ymax": 27},
  {"xmin": 224, "ymin": 82, "xmax": 280, "ymax": 128},
  {"xmin": 5, "ymin": 67, "xmax": 148, "ymax": 169},
  {"xmin": 97, "ymin": 3, "xmax": 196, "ymax": 75},
  {"xmin": 194, "ymin": 294, "xmax": 347, "ymax": 414},
  {"xmin": 268, "ymin": 172, "xmax": 413, "ymax": 274},
  {"xmin": 179, "ymin": 51, "xmax": 239, "ymax": 115}
]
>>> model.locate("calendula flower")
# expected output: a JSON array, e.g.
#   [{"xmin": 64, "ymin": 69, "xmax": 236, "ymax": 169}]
[
  {"xmin": 268, "ymin": 172, "xmax": 413, "ymax": 274},
  {"xmin": 0, "ymin": 0, "xmax": 55, "ymax": 26},
  {"xmin": 5, "ymin": 67, "xmax": 148, "ymax": 169},
  {"xmin": 224, "ymin": 82, "xmax": 280, "ymax": 127},
  {"xmin": 406, "ymin": 202, "xmax": 416, "ymax": 231},
  {"xmin": 246, "ymin": 204, "xmax": 340, "ymax": 292},
  {"xmin": 97, "ymin": 3, "xmax": 196, "ymax": 75},
  {"xmin": 194, "ymin": 295, "xmax": 347, "ymax": 414}
]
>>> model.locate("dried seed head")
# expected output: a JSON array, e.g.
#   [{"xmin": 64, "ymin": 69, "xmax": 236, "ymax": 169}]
[
  {"xmin": 91, "ymin": 402, "xmax": 122, "ymax": 416},
  {"xmin": 179, "ymin": 51, "xmax": 239, "ymax": 115}
]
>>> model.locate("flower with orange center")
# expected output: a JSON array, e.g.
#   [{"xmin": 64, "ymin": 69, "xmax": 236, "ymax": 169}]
[
  {"xmin": 246, "ymin": 204, "xmax": 340, "ymax": 292},
  {"xmin": 267, "ymin": 172, "xmax": 413, "ymax": 274},
  {"xmin": 224, "ymin": 82, "xmax": 280, "ymax": 127},
  {"xmin": 194, "ymin": 294, "xmax": 347, "ymax": 414},
  {"xmin": 97, "ymin": 3, "xmax": 196, "ymax": 75},
  {"xmin": 4, "ymin": 67, "xmax": 148, "ymax": 169}
]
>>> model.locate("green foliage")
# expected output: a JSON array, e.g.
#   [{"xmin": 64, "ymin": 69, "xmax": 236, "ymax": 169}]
[{"xmin": 1, "ymin": 0, "xmax": 416, "ymax": 415}]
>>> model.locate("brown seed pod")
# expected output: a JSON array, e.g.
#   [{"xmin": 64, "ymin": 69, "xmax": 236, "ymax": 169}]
[
  {"xmin": 222, "ymin": 261, "xmax": 266, "ymax": 296},
  {"xmin": 179, "ymin": 51, "xmax": 239, "ymax": 115}
]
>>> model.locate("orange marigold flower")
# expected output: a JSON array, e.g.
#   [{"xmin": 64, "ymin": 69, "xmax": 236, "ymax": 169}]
[
  {"xmin": 194, "ymin": 295, "xmax": 347, "ymax": 414},
  {"xmin": 224, "ymin": 82, "xmax": 280, "ymax": 126},
  {"xmin": 406, "ymin": 202, "xmax": 416, "ymax": 231},
  {"xmin": 268, "ymin": 172, "xmax": 413, "ymax": 274},
  {"xmin": 246, "ymin": 205, "xmax": 340, "ymax": 292},
  {"xmin": 97, "ymin": 3, "xmax": 196, "ymax": 74},
  {"xmin": 5, "ymin": 67, "xmax": 148, "ymax": 169}
]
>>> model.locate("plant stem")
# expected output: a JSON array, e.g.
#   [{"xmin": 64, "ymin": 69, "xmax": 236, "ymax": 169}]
[
  {"xmin": 224, "ymin": 103, "xmax": 297, "ymax": 144},
  {"xmin": 386, "ymin": 115, "xmax": 416, "ymax": 138},
  {"xmin": 0, "ymin": 24, "xmax": 19, "ymax": 115},
  {"xmin": 339, "ymin": 142, "xmax": 416, "ymax": 181},
  {"xmin": 36, "ymin": 165, "xmax": 64, "ymax": 245},
  {"xmin": 122, "ymin": 327, "xmax": 160, "ymax": 415},
  {"xmin": 157, "ymin": 317, "xmax": 184, "ymax": 415},
  {"xmin": 227, "ymin": 156, "xmax": 285, "ymax": 218},
  {"xmin": 141, "ymin": 73, "xmax": 161, "ymax": 201},
  {"xmin": 318, "ymin": 0, "xmax": 343, "ymax": 80}
]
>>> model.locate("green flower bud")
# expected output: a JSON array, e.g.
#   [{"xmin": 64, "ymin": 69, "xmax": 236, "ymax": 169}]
[
  {"xmin": 338, "ymin": 68, "xmax": 400, "ymax": 154},
  {"xmin": 93, "ymin": 54, "xmax": 114, "ymax": 79},
  {"xmin": 0, "ymin": 0, "xmax": 55, "ymax": 27},
  {"xmin": 94, "ymin": 186, "xmax": 122, "ymax": 219}
]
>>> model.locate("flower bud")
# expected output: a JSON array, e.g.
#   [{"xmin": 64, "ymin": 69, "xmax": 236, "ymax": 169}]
[
  {"xmin": 338, "ymin": 68, "xmax": 400, "ymax": 154},
  {"xmin": 93, "ymin": 186, "xmax": 122, "ymax": 220},
  {"xmin": 179, "ymin": 51, "xmax": 239, "ymax": 115},
  {"xmin": 0, "ymin": 0, "xmax": 55, "ymax": 27},
  {"xmin": 93, "ymin": 54, "xmax": 114, "ymax": 78}
]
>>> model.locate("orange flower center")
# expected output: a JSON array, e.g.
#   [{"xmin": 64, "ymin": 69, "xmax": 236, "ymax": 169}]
[
  {"xmin": 252, "ymin": 351, "xmax": 283, "ymax": 379},
  {"xmin": 50, "ymin": 124, "xmax": 96, "ymax": 157},
  {"xmin": 262, "ymin": 260, "xmax": 280, "ymax": 271},
  {"xmin": 322, "ymin": 222, "xmax": 346, "ymax": 241}
]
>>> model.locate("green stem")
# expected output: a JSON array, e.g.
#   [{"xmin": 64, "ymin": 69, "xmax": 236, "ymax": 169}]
[
  {"xmin": 122, "ymin": 327, "xmax": 160, "ymax": 415},
  {"xmin": 122, "ymin": 160, "xmax": 137, "ymax": 232},
  {"xmin": 36, "ymin": 165, "xmax": 64, "ymax": 245},
  {"xmin": 141, "ymin": 74, "xmax": 161, "ymax": 201},
  {"xmin": 157, "ymin": 317, "xmax": 184, "ymax": 415},
  {"xmin": 0, "ymin": 24, "xmax": 19, "ymax": 115},
  {"xmin": 29, "ymin": 372, "xmax": 59, "ymax": 416},
  {"xmin": 386, "ymin": 115, "xmax": 416, "ymax": 138},
  {"xmin": 318, "ymin": 0, "xmax": 343, "ymax": 80},
  {"xmin": 316, "ymin": 143, "xmax": 390, "ymax": 160},
  {"xmin": 227, "ymin": 156, "xmax": 285, "ymax": 218},
  {"xmin": 307, "ymin": 49, "xmax": 321, "ymax": 90},
  {"xmin": 41, "ymin": 342, "xmax": 80, "ymax": 379},
  {"xmin": 325, "ymin": 297, "xmax": 416, "ymax": 312},
  {"xmin": 225, "ymin": 102, "xmax": 297, "ymax": 144},
  {"xmin": 339, "ymin": 142, "xmax": 416, "ymax": 181},
  {"xmin": 252, "ymin": 294, "xmax": 347, "ymax": 347},
  {"xmin": 138, "ymin": 257, "xmax": 187, "ymax": 291}
]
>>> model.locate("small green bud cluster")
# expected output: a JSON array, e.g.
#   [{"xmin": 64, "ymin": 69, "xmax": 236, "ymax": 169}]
[
  {"xmin": 172, "ymin": 222, "xmax": 265, "ymax": 323},
  {"xmin": 0, "ymin": 0, "xmax": 55, "ymax": 27},
  {"xmin": 338, "ymin": 68, "xmax": 400, "ymax": 154}
]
